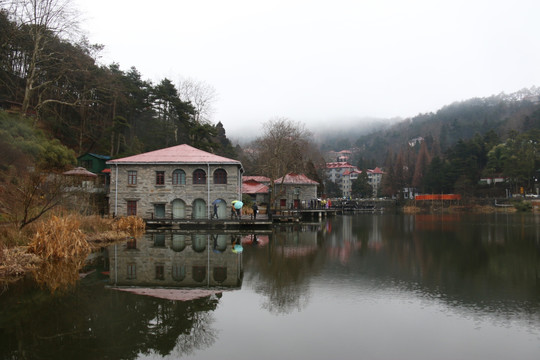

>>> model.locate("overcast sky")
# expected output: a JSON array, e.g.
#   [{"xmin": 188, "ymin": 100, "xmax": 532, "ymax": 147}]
[{"xmin": 75, "ymin": 0, "xmax": 540, "ymax": 139}]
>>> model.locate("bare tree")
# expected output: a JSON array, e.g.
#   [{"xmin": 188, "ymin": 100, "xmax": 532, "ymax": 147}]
[
  {"xmin": 177, "ymin": 77, "xmax": 218, "ymax": 124},
  {"xmin": 0, "ymin": 167, "xmax": 67, "ymax": 229},
  {"xmin": 4, "ymin": 0, "xmax": 80, "ymax": 114},
  {"xmin": 252, "ymin": 118, "xmax": 316, "ymax": 207}
]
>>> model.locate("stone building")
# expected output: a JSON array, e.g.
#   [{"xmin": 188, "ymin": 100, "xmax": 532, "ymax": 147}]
[
  {"xmin": 107, "ymin": 144, "xmax": 243, "ymax": 219},
  {"xmin": 273, "ymin": 173, "xmax": 319, "ymax": 209}
]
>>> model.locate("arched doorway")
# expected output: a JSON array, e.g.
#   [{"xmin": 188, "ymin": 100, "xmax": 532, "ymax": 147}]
[
  {"xmin": 172, "ymin": 199, "xmax": 186, "ymax": 219},
  {"xmin": 212, "ymin": 198, "xmax": 227, "ymax": 219},
  {"xmin": 192, "ymin": 198, "xmax": 207, "ymax": 219}
]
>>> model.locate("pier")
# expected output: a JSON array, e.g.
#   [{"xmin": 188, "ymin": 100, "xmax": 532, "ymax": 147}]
[{"xmin": 144, "ymin": 202, "xmax": 388, "ymax": 229}]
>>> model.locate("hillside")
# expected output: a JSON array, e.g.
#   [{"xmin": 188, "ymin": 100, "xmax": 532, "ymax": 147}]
[{"xmin": 347, "ymin": 87, "xmax": 540, "ymax": 165}]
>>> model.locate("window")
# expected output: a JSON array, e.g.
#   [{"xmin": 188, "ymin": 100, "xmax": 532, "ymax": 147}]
[
  {"xmin": 280, "ymin": 199, "xmax": 286, "ymax": 207},
  {"xmin": 127, "ymin": 200, "xmax": 137, "ymax": 216},
  {"xmin": 193, "ymin": 169, "xmax": 206, "ymax": 184},
  {"xmin": 127, "ymin": 237, "xmax": 137, "ymax": 249},
  {"xmin": 154, "ymin": 204, "xmax": 165, "ymax": 218},
  {"xmin": 156, "ymin": 171, "xmax": 165, "ymax": 185},
  {"xmin": 214, "ymin": 169, "xmax": 227, "ymax": 184},
  {"xmin": 81, "ymin": 160, "xmax": 92, "ymax": 170},
  {"xmin": 127, "ymin": 264, "xmax": 136, "ymax": 279},
  {"xmin": 172, "ymin": 169, "xmax": 186, "ymax": 185},
  {"xmin": 128, "ymin": 170, "xmax": 137, "ymax": 185},
  {"xmin": 155, "ymin": 265, "xmax": 165, "ymax": 280}
]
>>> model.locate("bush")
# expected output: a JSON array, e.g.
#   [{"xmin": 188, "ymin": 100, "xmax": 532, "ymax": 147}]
[{"xmin": 511, "ymin": 199, "xmax": 532, "ymax": 212}]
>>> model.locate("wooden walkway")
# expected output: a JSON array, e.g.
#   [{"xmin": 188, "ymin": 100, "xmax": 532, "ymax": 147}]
[{"xmin": 144, "ymin": 209, "xmax": 339, "ymax": 229}]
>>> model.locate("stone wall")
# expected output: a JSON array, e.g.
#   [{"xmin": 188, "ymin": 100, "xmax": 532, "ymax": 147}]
[{"xmin": 274, "ymin": 184, "xmax": 318, "ymax": 209}]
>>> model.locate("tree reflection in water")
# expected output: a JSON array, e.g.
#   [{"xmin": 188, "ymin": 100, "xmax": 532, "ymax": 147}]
[
  {"xmin": 0, "ymin": 277, "xmax": 221, "ymax": 359},
  {"xmin": 246, "ymin": 224, "xmax": 325, "ymax": 315}
]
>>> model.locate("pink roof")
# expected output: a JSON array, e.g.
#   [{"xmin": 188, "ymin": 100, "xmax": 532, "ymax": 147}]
[
  {"xmin": 242, "ymin": 179, "xmax": 269, "ymax": 194},
  {"xmin": 274, "ymin": 173, "xmax": 319, "ymax": 185},
  {"xmin": 368, "ymin": 167, "xmax": 384, "ymax": 174},
  {"xmin": 343, "ymin": 170, "xmax": 362, "ymax": 176},
  {"xmin": 107, "ymin": 144, "xmax": 241, "ymax": 165},
  {"xmin": 326, "ymin": 162, "xmax": 356, "ymax": 169},
  {"xmin": 243, "ymin": 175, "xmax": 271, "ymax": 183}
]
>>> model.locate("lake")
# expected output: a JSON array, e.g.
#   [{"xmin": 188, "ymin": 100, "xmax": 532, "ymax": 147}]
[{"xmin": 1, "ymin": 213, "xmax": 540, "ymax": 359}]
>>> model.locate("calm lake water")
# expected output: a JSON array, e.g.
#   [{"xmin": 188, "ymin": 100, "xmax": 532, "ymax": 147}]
[{"xmin": 1, "ymin": 213, "xmax": 540, "ymax": 359}]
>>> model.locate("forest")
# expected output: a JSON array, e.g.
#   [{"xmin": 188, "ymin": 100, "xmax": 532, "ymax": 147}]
[{"xmin": 0, "ymin": 2, "xmax": 237, "ymax": 161}]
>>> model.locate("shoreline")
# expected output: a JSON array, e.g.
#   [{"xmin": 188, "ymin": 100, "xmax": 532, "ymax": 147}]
[{"xmin": 1, "ymin": 205, "xmax": 538, "ymax": 285}]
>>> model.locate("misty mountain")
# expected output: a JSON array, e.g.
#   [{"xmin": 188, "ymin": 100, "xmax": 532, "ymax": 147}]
[
  {"xmin": 326, "ymin": 87, "xmax": 540, "ymax": 165},
  {"xmin": 313, "ymin": 116, "xmax": 402, "ymax": 152}
]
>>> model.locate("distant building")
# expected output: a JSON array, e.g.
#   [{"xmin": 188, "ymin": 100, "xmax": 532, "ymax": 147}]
[
  {"xmin": 326, "ymin": 150, "xmax": 353, "ymax": 162},
  {"xmin": 408, "ymin": 137, "xmax": 424, "ymax": 147},
  {"xmin": 325, "ymin": 162, "xmax": 384, "ymax": 198},
  {"xmin": 341, "ymin": 169, "xmax": 362, "ymax": 198},
  {"xmin": 479, "ymin": 176, "xmax": 507, "ymax": 185},
  {"xmin": 78, "ymin": 153, "xmax": 111, "ymax": 174},
  {"xmin": 366, "ymin": 167, "xmax": 385, "ymax": 197},
  {"xmin": 326, "ymin": 162, "xmax": 358, "ymax": 182}
]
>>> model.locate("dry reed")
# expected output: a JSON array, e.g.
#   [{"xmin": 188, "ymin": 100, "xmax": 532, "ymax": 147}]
[
  {"xmin": 28, "ymin": 215, "xmax": 91, "ymax": 260},
  {"xmin": 112, "ymin": 216, "xmax": 146, "ymax": 237},
  {"xmin": 0, "ymin": 246, "xmax": 41, "ymax": 279}
]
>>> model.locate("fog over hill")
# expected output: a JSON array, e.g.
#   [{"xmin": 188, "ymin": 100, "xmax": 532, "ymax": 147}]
[
  {"xmin": 228, "ymin": 116, "xmax": 401, "ymax": 146},
  {"xmin": 312, "ymin": 116, "xmax": 402, "ymax": 148},
  {"xmin": 227, "ymin": 87, "xmax": 540, "ymax": 150}
]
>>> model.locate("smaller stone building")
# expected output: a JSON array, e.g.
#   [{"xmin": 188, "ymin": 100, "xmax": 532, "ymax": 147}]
[
  {"xmin": 273, "ymin": 173, "xmax": 319, "ymax": 209},
  {"xmin": 107, "ymin": 144, "xmax": 243, "ymax": 219}
]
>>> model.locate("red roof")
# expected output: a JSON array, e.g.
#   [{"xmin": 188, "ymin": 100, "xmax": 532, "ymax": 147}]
[
  {"xmin": 368, "ymin": 167, "xmax": 384, "ymax": 174},
  {"xmin": 242, "ymin": 179, "xmax": 269, "ymax": 194},
  {"xmin": 326, "ymin": 162, "xmax": 356, "ymax": 169},
  {"xmin": 274, "ymin": 173, "xmax": 319, "ymax": 185},
  {"xmin": 107, "ymin": 144, "xmax": 241, "ymax": 165},
  {"xmin": 243, "ymin": 175, "xmax": 270, "ymax": 183},
  {"xmin": 343, "ymin": 170, "xmax": 362, "ymax": 176}
]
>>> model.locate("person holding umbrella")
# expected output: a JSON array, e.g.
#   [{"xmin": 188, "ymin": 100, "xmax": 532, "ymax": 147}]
[
  {"xmin": 232, "ymin": 200, "xmax": 243, "ymax": 219},
  {"xmin": 212, "ymin": 202, "xmax": 219, "ymax": 219}
]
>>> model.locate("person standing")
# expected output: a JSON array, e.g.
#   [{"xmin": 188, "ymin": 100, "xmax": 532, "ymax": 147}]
[{"xmin": 252, "ymin": 202, "xmax": 258, "ymax": 220}]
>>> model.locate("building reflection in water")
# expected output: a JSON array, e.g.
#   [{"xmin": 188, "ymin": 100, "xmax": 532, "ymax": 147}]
[{"xmin": 108, "ymin": 232, "xmax": 249, "ymax": 290}]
